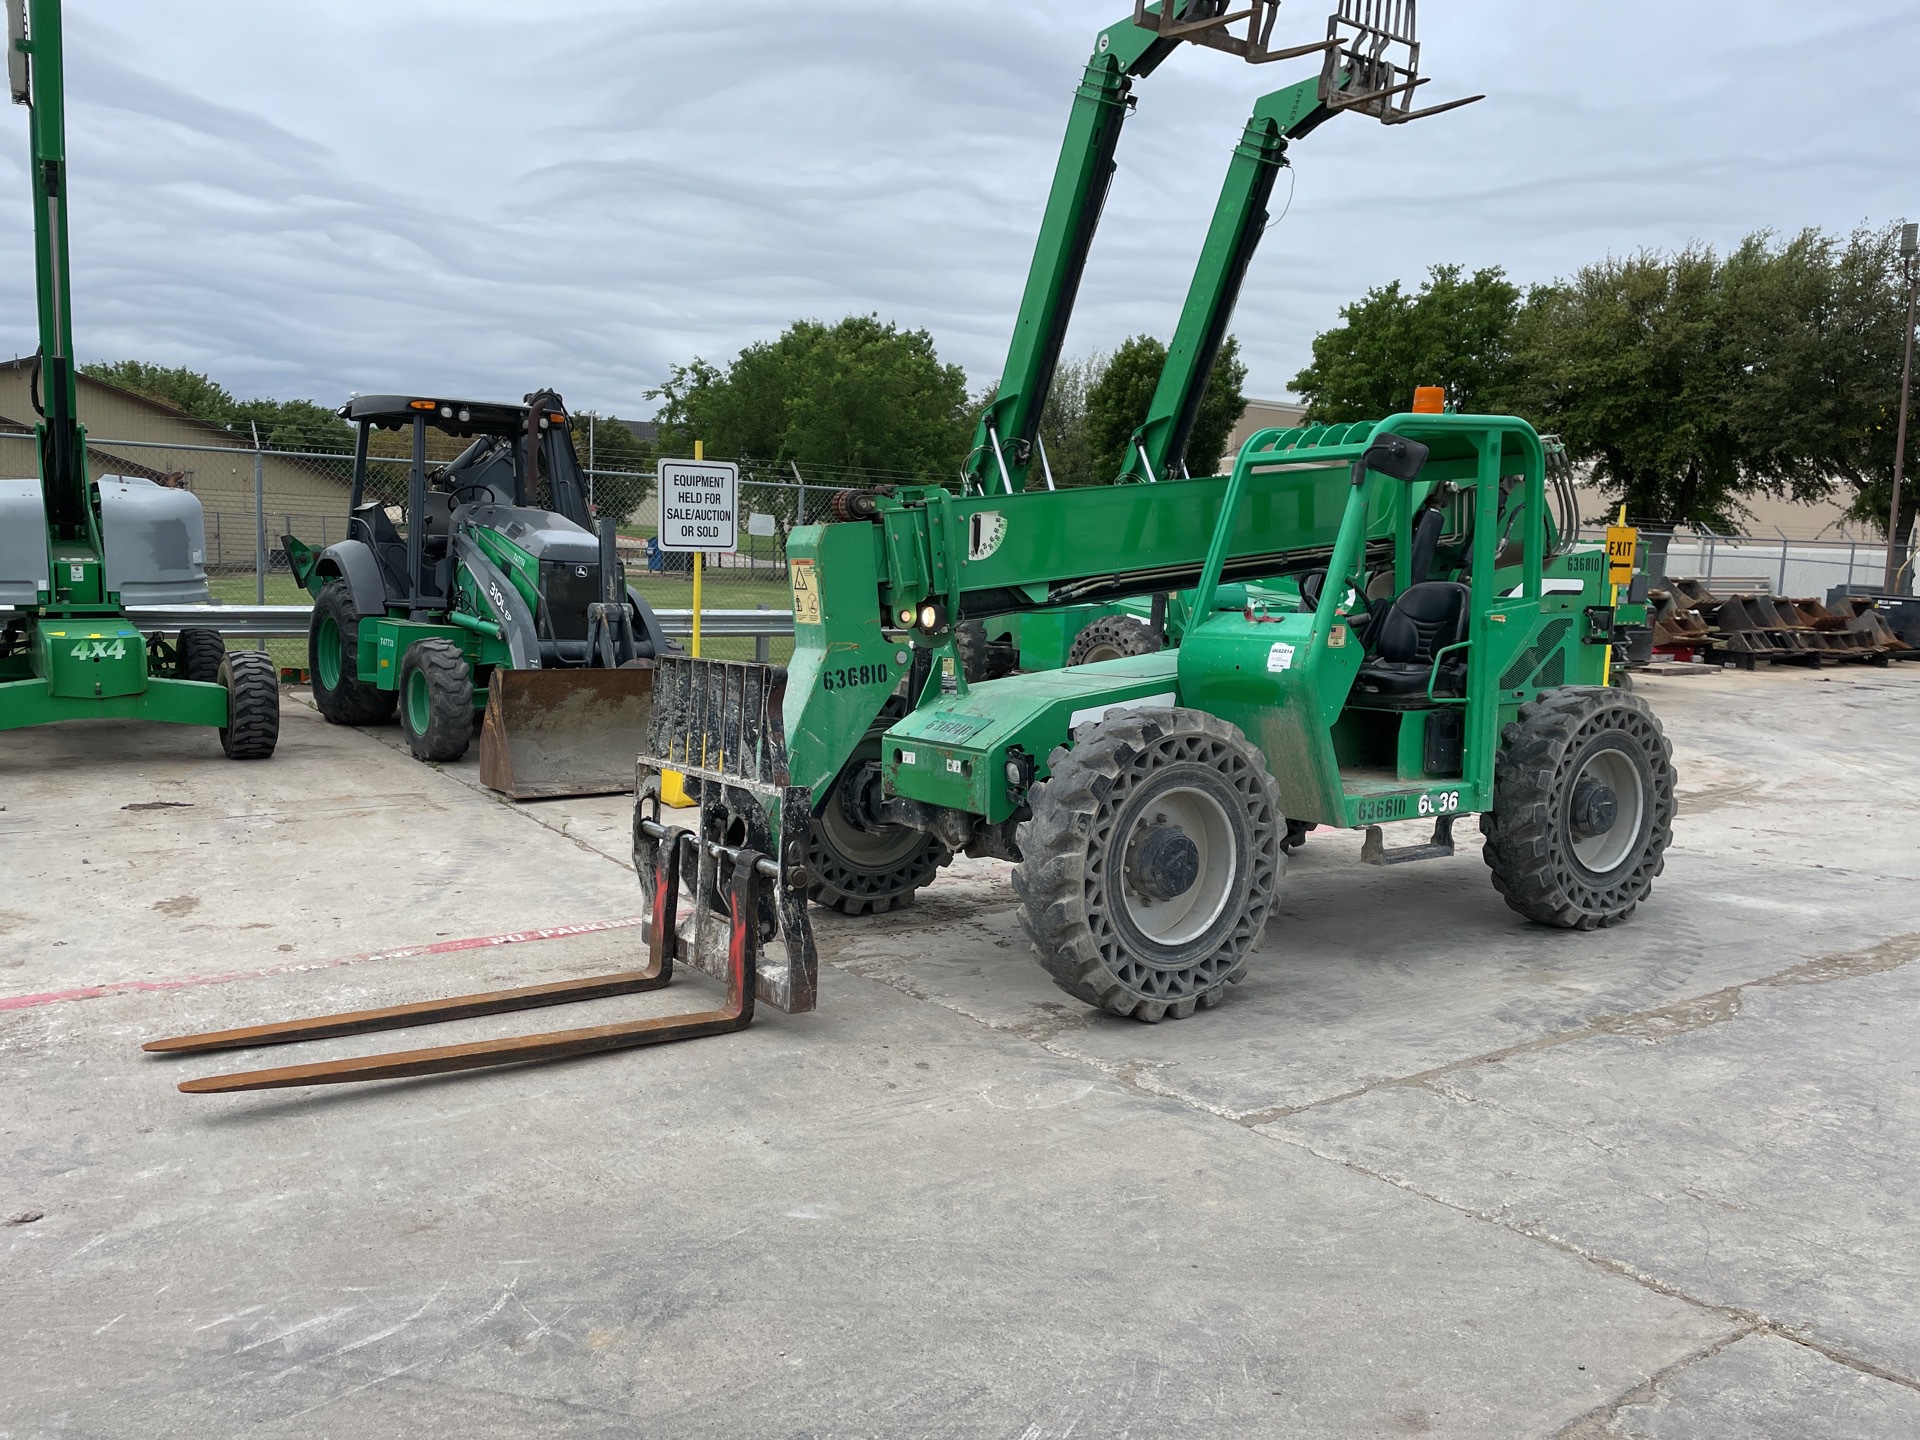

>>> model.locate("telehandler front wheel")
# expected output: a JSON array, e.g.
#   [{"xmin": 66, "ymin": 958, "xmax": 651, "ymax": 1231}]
[
  {"xmin": 1480, "ymin": 687, "xmax": 1675, "ymax": 930},
  {"xmin": 808, "ymin": 741, "xmax": 950, "ymax": 916},
  {"xmin": 310, "ymin": 580, "xmax": 397, "ymax": 726},
  {"xmin": 1014, "ymin": 708, "xmax": 1281, "ymax": 1022},
  {"xmin": 399, "ymin": 639, "xmax": 474, "ymax": 763}
]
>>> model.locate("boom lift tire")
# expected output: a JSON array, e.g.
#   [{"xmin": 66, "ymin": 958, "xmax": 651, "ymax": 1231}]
[
  {"xmin": 1480, "ymin": 687, "xmax": 1675, "ymax": 930},
  {"xmin": 399, "ymin": 638, "xmax": 475, "ymax": 763},
  {"xmin": 809, "ymin": 740, "xmax": 951, "ymax": 915},
  {"xmin": 217, "ymin": 651, "xmax": 280, "ymax": 760},
  {"xmin": 309, "ymin": 580, "xmax": 397, "ymax": 726},
  {"xmin": 179, "ymin": 628, "xmax": 226, "ymax": 684},
  {"xmin": 1066, "ymin": 614, "xmax": 1161, "ymax": 666},
  {"xmin": 1014, "ymin": 708, "xmax": 1281, "ymax": 1021}
]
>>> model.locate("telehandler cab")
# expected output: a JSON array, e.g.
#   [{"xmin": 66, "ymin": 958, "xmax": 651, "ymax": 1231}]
[{"xmin": 283, "ymin": 391, "xmax": 672, "ymax": 798}]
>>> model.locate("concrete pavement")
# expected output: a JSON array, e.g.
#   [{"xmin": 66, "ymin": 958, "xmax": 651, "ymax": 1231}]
[{"xmin": 3, "ymin": 664, "xmax": 1917, "ymax": 1437}]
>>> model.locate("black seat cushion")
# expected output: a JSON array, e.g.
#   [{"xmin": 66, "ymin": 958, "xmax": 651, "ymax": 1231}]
[{"xmin": 1352, "ymin": 581, "xmax": 1470, "ymax": 702}]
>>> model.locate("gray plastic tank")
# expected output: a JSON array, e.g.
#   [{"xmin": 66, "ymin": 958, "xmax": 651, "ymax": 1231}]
[
  {"xmin": 95, "ymin": 475, "xmax": 212, "ymax": 605},
  {"xmin": 0, "ymin": 477, "xmax": 51, "ymax": 606},
  {"xmin": 0, "ymin": 473, "xmax": 211, "ymax": 606}
]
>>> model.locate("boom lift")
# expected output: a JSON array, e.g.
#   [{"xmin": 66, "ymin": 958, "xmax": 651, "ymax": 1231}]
[
  {"xmin": 1, "ymin": 0, "xmax": 278, "ymax": 756},
  {"xmin": 281, "ymin": 391, "xmax": 672, "ymax": 797}
]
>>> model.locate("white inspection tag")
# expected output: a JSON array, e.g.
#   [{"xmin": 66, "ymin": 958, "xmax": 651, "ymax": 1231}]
[{"xmin": 1267, "ymin": 642, "xmax": 1296, "ymax": 673}]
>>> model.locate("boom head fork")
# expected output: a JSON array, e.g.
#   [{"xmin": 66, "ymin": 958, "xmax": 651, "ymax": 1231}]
[{"xmin": 1319, "ymin": 0, "xmax": 1481, "ymax": 124}]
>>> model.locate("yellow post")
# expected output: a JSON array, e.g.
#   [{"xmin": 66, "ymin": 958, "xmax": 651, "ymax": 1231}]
[
  {"xmin": 691, "ymin": 439, "xmax": 704, "ymax": 660},
  {"xmin": 661, "ymin": 438, "xmax": 707, "ymax": 809}
]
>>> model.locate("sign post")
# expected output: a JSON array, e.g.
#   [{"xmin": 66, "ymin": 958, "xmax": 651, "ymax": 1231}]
[{"xmin": 656, "ymin": 445, "xmax": 738, "ymax": 806}]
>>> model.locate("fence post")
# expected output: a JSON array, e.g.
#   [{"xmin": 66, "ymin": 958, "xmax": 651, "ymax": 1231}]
[
  {"xmin": 792, "ymin": 461, "xmax": 805, "ymax": 526},
  {"xmin": 756, "ymin": 604, "xmax": 770, "ymax": 663},
  {"xmin": 1778, "ymin": 536, "xmax": 1789, "ymax": 595},
  {"xmin": 251, "ymin": 422, "xmax": 267, "ymax": 647}
]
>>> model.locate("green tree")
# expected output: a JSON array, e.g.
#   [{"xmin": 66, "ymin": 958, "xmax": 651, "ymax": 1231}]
[
  {"xmin": 1085, "ymin": 335, "xmax": 1165, "ymax": 480},
  {"xmin": 1290, "ymin": 264, "xmax": 1522, "ymax": 422},
  {"xmin": 82, "ymin": 360, "xmax": 235, "ymax": 420},
  {"xmin": 650, "ymin": 315, "xmax": 971, "ymax": 484},
  {"xmin": 1187, "ymin": 333, "xmax": 1249, "ymax": 477},
  {"xmin": 81, "ymin": 359, "xmax": 352, "ymax": 451},
  {"xmin": 1508, "ymin": 247, "xmax": 1744, "ymax": 529},
  {"xmin": 1079, "ymin": 333, "xmax": 1249, "ymax": 482}
]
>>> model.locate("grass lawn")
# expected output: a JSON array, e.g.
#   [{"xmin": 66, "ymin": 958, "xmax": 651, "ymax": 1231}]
[{"xmin": 208, "ymin": 575, "xmax": 312, "ymax": 605}]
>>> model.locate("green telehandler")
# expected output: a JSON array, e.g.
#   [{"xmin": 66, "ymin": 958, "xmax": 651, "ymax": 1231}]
[
  {"xmin": 282, "ymin": 391, "xmax": 672, "ymax": 798},
  {"xmin": 2, "ymin": 0, "xmax": 277, "ymax": 756},
  {"xmin": 151, "ymin": 408, "xmax": 1675, "ymax": 1092}
]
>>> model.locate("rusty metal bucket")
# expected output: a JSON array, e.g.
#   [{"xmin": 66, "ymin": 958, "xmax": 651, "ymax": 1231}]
[{"xmin": 478, "ymin": 665, "xmax": 655, "ymax": 800}]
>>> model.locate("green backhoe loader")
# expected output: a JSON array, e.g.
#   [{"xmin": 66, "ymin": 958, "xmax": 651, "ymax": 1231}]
[{"xmin": 282, "ymin": 392, "xmax": 672, "ymax": 798}]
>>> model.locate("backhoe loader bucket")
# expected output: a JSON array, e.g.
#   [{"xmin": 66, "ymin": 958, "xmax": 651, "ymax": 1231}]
[{"xmin": 478, "ymin": 666, "xmax": 655, "ymax": 800}]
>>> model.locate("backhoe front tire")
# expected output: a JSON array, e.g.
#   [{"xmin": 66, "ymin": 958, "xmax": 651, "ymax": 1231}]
[
  {"xmin": 1013, "ymin": 708, "xmax": 1280, "ymax": 1022},
  {"xmin": 1066, "ymin": 614, "xmax": 1161, "ymax": 666},
  {"xmin": 310, "ymin": 580, "xmax": 396, "ymax": 726},
  {"xmin": 1480, "ymin": 687, "xmax": 1675, "ymax": 929},
  {"xmin": 218, "ymin": 650, "xmax": 280, "ymax": 760},
  {"xmin": 179, "ymin": 628, "xmax": 226, "ymax": 684},
  {"xmin": 399, "ymin": 639, "xmax": 474, "ymax": 763}
]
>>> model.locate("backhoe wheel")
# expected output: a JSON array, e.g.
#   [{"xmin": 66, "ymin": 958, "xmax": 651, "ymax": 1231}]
[
  {"xmin": 1014, "ymin": 708, "xmax": 1281, "ymax": 1022},
  {"xmin": 309, "ymin": 580, "xmax": 396, "ymax": 726},
  {"xmin": 398, "ymin": 639, "xmax": 474, "ymax": 763},
  {"xmin": 1066, "ymin": 614, "xmax": 1161, "ymax": 666},
  {"xmin": 218, "ymin": 650, "xmax": 280, "ymax": 760},
  {"xmin": 808, "ymin": 741, "xmax": 950, "ymax": 916},
  {"xmin": 1480, "ymin": 687, "xmax": 1675, "ymax": 930},
  {"xmin": 179, "ymin": 628, "xmax": 226, "ymax": 684}
]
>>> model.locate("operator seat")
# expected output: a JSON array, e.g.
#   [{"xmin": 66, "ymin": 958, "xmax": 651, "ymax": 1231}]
[
  {"xmin": 1350, "ymin": 581, "xmax": 1470, "ymax": 705},
  {"xmin": 1349, "ymin": 508, "xmax": 1466, "ymax": 705}
]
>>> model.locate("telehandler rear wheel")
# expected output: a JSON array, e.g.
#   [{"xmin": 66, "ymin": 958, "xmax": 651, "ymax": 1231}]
[
  {"xmin": 1480, "ymin": 687, "xmax": 1675, "ymax": 929},
  {"xmin": 399, "ymin": 639, "xmax": 474, "ymax": 763},
  {"xmin": 1014, "ymin": 708, "xmax": 1281, "ymax": 1022},
  {"xmin": 808, "ymin": 740, "xmax": 950, "ymax": 915},
  {"xmin": 1066, "ymin": 614, "xmax": 1160, "ymax": 666},
  {"xmin": 310, "ymin": 580, "xmax": 397, "ymax": 726}
]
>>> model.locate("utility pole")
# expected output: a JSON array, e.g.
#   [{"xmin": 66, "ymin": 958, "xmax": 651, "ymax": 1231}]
[{"xmin": 1886, "ymin": 221, "xmax": 1919, "ymax": 595}]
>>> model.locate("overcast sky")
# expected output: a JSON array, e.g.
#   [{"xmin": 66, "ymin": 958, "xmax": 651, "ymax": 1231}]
[{"xmin": 3, "ymin": 0, "xmax": 1915, "ymax": 419}]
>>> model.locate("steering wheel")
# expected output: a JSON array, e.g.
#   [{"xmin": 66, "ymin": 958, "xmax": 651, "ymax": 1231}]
[{"xmin": 448, "ymin": 481, "xmax": 495, "ymax": 507}]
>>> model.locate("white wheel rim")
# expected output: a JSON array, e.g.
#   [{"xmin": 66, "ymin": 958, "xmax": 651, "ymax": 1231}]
[
  {"xmin": 1570, "ymin": 746, "xmax": 1646, "ymax": 874},
  {"xmin": 1117, "ymin": 784, "xmax": 1237, "ymax": 948}
]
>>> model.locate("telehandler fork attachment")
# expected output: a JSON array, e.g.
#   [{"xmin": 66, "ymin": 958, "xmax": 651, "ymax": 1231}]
[{"xmin": 145, "ymin": 826, "xmax": 784, "ymax": 1093}]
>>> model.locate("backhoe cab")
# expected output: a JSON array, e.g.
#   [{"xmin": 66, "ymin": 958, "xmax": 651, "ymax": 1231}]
[{"xmin": 286, "ymin": 390, "xmax": 673, "ymax": 797}]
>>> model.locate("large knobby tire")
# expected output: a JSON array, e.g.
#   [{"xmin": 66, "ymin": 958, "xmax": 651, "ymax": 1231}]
[
  {"xmin": 956, "ymin": 620, "xmax": 1017, "ymax": 683},
  {"xmin": 309, "ymin": 580, "xmax": 396, "ymax": 725},
  {"xmin": 1013, "ymin": 708, "xmax": 1281, "ymax": 1022},
  {"xmin": 398, "ymin": 638, "xmax": 474, "ymax": 763},
  {"xmin": 179, "ymin": 628, "xmax": 226, "ymax": 685},
  {"xmin": 1066, "ymin": 614, "xmax": 1161, "ymax": 666},
  {"xmin": 1480, "ymin": 687, "xmax": 1675, "ymax": 930},
  {"xmin": 808, "ymin": 741, "xmax": 950, "ymax": 916},
  {"xmin": 218, "ymin": 650, "xmax": 280, "ymax": 760}
]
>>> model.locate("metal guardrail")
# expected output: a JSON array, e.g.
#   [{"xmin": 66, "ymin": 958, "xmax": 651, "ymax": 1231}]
[{"xmin": 0, "ymin": 606, "xmax": 796, "ymax": 641}]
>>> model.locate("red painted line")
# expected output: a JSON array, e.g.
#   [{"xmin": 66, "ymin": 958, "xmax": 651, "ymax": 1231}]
[{"xmin": 0, "ymin": 916, "xmax": 651, "ymax": 1013}]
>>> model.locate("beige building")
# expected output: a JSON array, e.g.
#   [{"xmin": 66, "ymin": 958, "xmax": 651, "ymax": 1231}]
[{"xmin": 0, "ymin": 359, "xmax": 354, "ymax": 569}]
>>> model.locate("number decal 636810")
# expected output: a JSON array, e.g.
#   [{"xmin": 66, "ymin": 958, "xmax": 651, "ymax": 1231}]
[{"xmin": 1418, "ymin": 791, "xmax": 1461, "ymax": 816}]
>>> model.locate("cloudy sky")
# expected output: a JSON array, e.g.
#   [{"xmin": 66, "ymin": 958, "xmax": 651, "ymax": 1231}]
[{"xmin": 3, "ymin": 0, "xmax": 1916, "ymax": 417}]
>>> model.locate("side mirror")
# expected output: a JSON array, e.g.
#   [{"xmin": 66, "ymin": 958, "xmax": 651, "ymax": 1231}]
[{"xmin": 1350, "ymin": 434, "xmax": 1430, "ymax": 485}]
